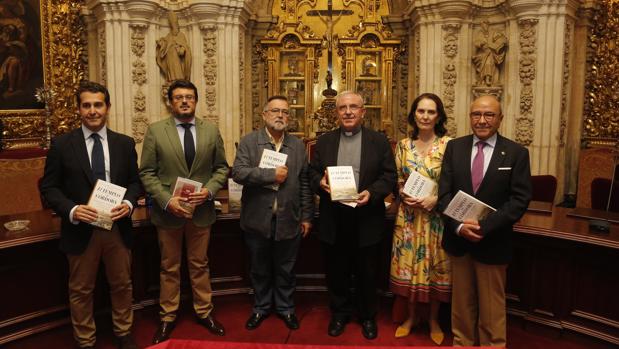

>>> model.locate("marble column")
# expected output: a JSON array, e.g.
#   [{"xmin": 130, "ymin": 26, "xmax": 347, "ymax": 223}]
[{"xmin": 83, "ymin": 0, "xmax": 253, "ymax": 163}]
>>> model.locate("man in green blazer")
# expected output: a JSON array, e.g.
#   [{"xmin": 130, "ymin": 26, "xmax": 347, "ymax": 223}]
[{"xmin": 140, "ymin": 80, "xmax": 228, "ymax": 344}]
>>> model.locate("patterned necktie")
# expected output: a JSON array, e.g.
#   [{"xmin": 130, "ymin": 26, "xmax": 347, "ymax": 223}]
[
  {"xmin": 180, "ymin": 123, "xmax": 195, "ymax": 170},
  {"xmin": 471, "ymin": 141, "xmax": 486, "ymax": 194},
  {"xmin": 91, "ymin": 133, "xmax": 106, "ymax": 181}
]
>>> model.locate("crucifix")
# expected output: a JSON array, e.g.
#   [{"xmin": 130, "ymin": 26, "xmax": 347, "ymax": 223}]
[{"xmin": 307, "ymin": 1, "xmax": 353, "ymax": 72}]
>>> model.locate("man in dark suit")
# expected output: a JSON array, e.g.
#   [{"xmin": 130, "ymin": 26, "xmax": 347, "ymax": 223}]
[
  {"xmin": 309, "ymin": 91, "xmax": 396, "ymax": 340},
  {"xmin": 140, "ymin": 80, "xmax": 228, "ymax": 344},
  {"xmin": 40, "ymin": 81, "xmax": 142, "ymax": 349},
  {"xmin": 438, "ymin": 95, "xmax": 532, "ymax": 347}
]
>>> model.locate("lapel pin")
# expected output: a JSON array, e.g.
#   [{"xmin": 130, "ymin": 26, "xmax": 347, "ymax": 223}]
[{"xmin": 501, "ymin": 151, "xmax": 506, "ymax": 155}]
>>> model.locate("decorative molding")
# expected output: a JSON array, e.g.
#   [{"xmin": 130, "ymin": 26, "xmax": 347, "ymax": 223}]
[
  {"xmin": 251, "ymin": 41, "xmax": 262, "ymax": 130},
  {"xmin": 442, "ymin": 23, "xmax": 460, "ymax": 137},
  {"xmin": 130, "ymin": 24, "xmax": 148, "ymax": 143},
  {"xmin": 1, "ymin": 0, "xmax": 87, "ymax": 149},
  {"xmin": 239, "ymin": 31, "xmax": 245, "ymax": 135},
  {"xmin": 583, "ymin": 1, "xmax": 619, "ymax": 143},
  {"xmin": 516, "ymin": 18, "xmax": 538, "ymax": 146},
  {"xmin": 397, "ymin": 41, "xmax": 409, "ymax": 136},
  {"xmin": 201, "ymin": 25, "xmax": 218, "ymax": 124},
  {"xmin": 414, "ymin": 26, "xmax": 420, "ymax": 95},
  {"xmin": 99, "ymin": 26, "xmax": 107, "ymax": 86},
  {"xmin": 560, "ymin": 21, "xmax": 573, "ymax": 147}
]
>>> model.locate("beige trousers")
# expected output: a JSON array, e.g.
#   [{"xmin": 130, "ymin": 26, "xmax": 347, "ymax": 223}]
[
  {"xmin": 450, "ymin": 253, "xmax": 507, "ymax": 347},
  {"xmin": 67, "ymin": 227, "xmax": 133, "ymax": 348},
  {"xmin": 157, "ymin": 221, "xmax": 213, "ymax": 321}
]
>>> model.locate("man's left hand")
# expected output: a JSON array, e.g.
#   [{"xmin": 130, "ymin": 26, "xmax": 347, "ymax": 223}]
[
  {"xmin": 356, "ymin": 190, "xmax": 371, "ymax": 207},
  {"xmin": 300, "ymin": 221, "xmax": 312, "ymax": 238},
  {"xmin": 110, "ymin": 203, "xmax": 131, "ymax": 221},
  {"xmin": 188, "ymin": 188, "xmax": 211, "ymax": 205}
]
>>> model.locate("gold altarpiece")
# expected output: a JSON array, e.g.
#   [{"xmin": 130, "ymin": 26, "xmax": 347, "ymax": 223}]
[{"xmin": 256, "ymin": 0, "xmax": 401, "ymax": 139}]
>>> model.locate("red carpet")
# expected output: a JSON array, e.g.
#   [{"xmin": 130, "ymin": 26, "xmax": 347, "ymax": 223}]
[
  {"xmin": 150, "ymin": 339, "xmax": 484, "ymax": 349},
  {"xmin": 3, "ymin": 293, "xmax": 615, "ymax": 349}
]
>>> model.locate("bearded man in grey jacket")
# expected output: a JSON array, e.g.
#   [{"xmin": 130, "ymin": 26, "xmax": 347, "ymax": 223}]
[{"xmin": 232, "ymin": 95, "xmax": 313, "ymax": 331}]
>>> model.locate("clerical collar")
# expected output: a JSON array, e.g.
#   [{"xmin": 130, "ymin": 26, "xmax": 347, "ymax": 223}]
[{"xmin": 341, "ymin": 126, "xmax": 362, "ymax": 137}]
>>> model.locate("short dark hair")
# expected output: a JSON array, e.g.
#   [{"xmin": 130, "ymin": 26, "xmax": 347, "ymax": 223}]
[
  {"xmin": 264, "ymin": 95, "xmax": 288, "ymax": 111},
  {"xmin": 168, "ymin": 79, "xmax": 198, "ymax": 102},
  {"xmin": 407, "ymin": 93, "xmax": 448, "ymax": 140},
  {"xmin": 76, "ymin": 80, "xmax": 110, "ymax": 106}
]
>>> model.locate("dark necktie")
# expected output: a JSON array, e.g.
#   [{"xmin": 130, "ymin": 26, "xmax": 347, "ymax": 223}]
[
  {"xmin": 181, "ymin": 123, "xmax": 195, "ymax": 170},
  {"xmin": 471, "ymin": 141, "xmax": 486, "ymax": 194},
  {"xmin": 91, "ymin": 133, "xmax": 106, "ymax": 181}
]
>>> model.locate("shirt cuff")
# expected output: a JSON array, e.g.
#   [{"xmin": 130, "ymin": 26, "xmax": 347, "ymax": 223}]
[
  {"xmin": 456, "ymin": 223, "xmax": 463, "ymax": 236},
  {"xmin": 69, "ymin": 205, "xmax": 79, "ymax": 225},
  {"xmin": 122, "ymin": 200, "xmax": 134, "ymax": 214}
]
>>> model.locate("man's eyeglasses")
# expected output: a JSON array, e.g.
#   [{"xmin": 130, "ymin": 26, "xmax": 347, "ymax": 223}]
[
  {"xmin": 172, "ymin": 94, "xmax": 196, "ymax": 102},
  {"xmin": 267, "ymin": 108, "xmax": 290, "ymax": 116},
  {"xmin": 470, "ymin": 111, "xmax": 497, "ymax": 121},
  {"xmin": 337, "ymin": 104, "xmax": 362, "ymax": 113}
]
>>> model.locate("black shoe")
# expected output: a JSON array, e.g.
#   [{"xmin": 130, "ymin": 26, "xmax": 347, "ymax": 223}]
[
  {"xmin": 116, "ymin": 334, "xmax": 138, "ymax": 349},
  {"xmin": 328, "ymin": 317, "xmax": 348, "ymax": 337},
  {"xmin": 197, "ymin": 315, "xmax": 226, "ymax": 336},
  {"xmin": 152, "ymin": 321, "xmax": 175, "ymax": 344},
  {"xmin": 361, "ymin": 319, "xmax": 378, "ymax": 340},
  {"xmin": 245, "ymin": 312, "xmax": 269, "ymax": 330},
  {"xmin": 277, "ymin": 313, "xmax": 299, "ymax": 330}
]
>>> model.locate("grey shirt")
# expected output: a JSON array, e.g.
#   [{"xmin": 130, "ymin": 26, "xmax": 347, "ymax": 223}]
[{"xmin": 337, "ymin": 128, "xmax": 362, "ymax": 190}]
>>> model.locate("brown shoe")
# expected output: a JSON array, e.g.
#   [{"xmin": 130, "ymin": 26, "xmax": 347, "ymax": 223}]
[
  {"xmin": 152, "ymin": 321, "xmax": 175, "ymax": 344},
  {"xmin": 116, "ymin": 334, "xmax": 139, "ymax": 349},
  {"xmin": 197, "ymin": 315, "xmax": 225, "ymax": 336}
]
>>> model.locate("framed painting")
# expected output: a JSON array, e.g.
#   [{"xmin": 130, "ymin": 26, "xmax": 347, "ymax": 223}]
[{"xmin": 0, "ymin": 0, "xmax": 86, "ymax": 149}]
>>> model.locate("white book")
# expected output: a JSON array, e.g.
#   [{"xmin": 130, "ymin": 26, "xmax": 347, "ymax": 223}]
[
  {"xmin": 327, "ymin": 166, "xmax": 359, "ymax": 202},
  {"xmin": 87, "ymin": 179, "xmax": 127, "ymax": 230},
  {"xmin": 172, "ymin": 177, "xmax": 203, "ymax": 217},
  {"xmin": 227, "ymin": 178, "xmax": 243, "ymax": 212},
  {"xmin": 259, "ymin": 149, "xmax": 288, "ymax": 191},
  {"xmin": 402, "ymin": 170, "xmax": 437, "ymax": 198},
  {"xmin": 443, "ymin": 190, "xmax": 496, "ymax": 222}
]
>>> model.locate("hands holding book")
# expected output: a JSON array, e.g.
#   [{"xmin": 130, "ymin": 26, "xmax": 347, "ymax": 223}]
[
  {"xmin": 274, "ymin": 165, "xmax": 288, "ymax": 184},
  {"xmin": 458, "ymin": 219, "xmax": 483, "ymax": 242},
  {"xmin": 73, "ymin": 202, "xmax": 131, "ymax": 224},
  {"xmin": 167, "ymin": 188, "xmax": 212, "ymax": 219},
  {"xmin": 399, "ymin": 188, "xmax": 437, "ymax": 212}
]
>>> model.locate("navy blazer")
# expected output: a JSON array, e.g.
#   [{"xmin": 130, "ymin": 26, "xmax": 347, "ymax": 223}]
[
  {"xmin": 309, "ymin": 127, "xmax": 396, "ymax": 247},
  {"xmin": 40, "ymin": 128, "xmax": 142, "ymax": 255},
  {"xmin": 437, "ymin": 133, "xmax": 531, "ymax": 265}
]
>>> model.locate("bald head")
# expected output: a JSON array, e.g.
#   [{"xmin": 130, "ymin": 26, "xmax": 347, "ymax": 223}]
[{"xmin": 469, "ymin": 95, "xmax": 503, "ymax": 141}]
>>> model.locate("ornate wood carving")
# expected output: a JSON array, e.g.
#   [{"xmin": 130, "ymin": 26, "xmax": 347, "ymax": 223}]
[
  {"xmin": 1, "ymin": 1, "xmax": 87, "ymax": 149},
  {"xmin": 130, "ymin": 24, "xmax": 148, "ymax": 144},
  {"xmin": 442, "ymin": 24, "xmax": 460, "ymax": 138},
  {"xmin": 583, "ymin": 0, "xmax": 619, "ymax": 145},
  {"xmin": 516, "ymin": 18, "xmax": 538, "ymax": 146},
  {"xmin": 201, "ymin": 25, "xmax": 218, "ymax": 125}
]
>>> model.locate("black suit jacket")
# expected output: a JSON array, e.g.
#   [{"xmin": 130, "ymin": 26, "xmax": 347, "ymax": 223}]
[
  {"xmin": 309, "ymin": 127, "xmax": 396, "ymax": 247},
  {"xmin": 438, "ymin": 133, "xmax": 531, "ymax": 264},
  {"xmin": 40, "ymin": 128, "xmax": 142, "ymax": 255}
]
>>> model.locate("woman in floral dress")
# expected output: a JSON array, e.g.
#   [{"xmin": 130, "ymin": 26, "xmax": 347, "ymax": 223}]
[{"xmin": 390, "ymin": 93, "xmax": 451, "ymax": 344}]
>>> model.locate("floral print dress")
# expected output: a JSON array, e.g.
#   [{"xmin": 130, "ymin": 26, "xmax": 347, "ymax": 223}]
[{"xmin": 389, "ymin": 136, "xmax": 452, "ymax": 303}]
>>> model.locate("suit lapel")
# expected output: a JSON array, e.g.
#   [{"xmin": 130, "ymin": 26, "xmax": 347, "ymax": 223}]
[
  {"xmin": 107, "ymin": 130, "xmax": 120, "ymax": 184},
  {"xmin": 193, "ymin": 118, "xmax": 207, "ymax": 174},
  {"xmin": 70, "ymin": 129, "xmax": 95, "ymax": 186},
  {"xmin": 461, "ymin": 135, "xmax": 474, "ymax": 194},
  {"xmin": 323, "ymin": 130, "xmax": 340, "ymax": 167},
  {"xmin": 164, "ymin": 117, "xmax": 189, "ymax": 173},
  {"xmin": 359, "ymin": 128, "xmax": 370, "ymax": 188},
  {"xmin": 478, "ymin": 134, "xmax": 507, "ymax": 193}
]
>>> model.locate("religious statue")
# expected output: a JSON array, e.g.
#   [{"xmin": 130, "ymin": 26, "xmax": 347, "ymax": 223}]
[
  {"xmin": 472, "ymin": 21, "xmax": 508, "ymax": 86},
  {"xmin": 156, "ymin": 11, "xmax": 192, "ymax": 82},
  {"xmin": 361, "ymin": 56, "xmax": 377, "ymax": 76},
  {"xmin": 285, "ymin": 55, "xmax": 302, "ymax": 76},
  {"xmin": 317, "ymin": 5, "xmax": 343, "ymax": 52}
]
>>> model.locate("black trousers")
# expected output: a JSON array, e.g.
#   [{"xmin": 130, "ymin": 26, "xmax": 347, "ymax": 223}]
[{"xmin": 322, "ymin": 205, "xmax": 380, "ymax": 321}]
